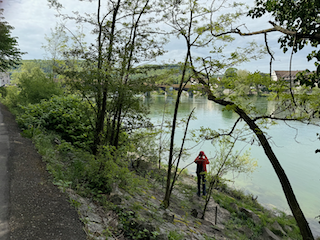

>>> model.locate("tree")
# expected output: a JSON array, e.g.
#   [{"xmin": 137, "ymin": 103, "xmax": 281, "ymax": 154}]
[
  {"xmin": 161, "ymin": 0, "xmax": 264, "ymax": 209},
  {"xmin": 197, "ymin": 77, "xmax": 315, "ymax": 239},
  {"xmin": 246, "ymin": 0, "xmax": 320, "ymax": 135},
  {"xmin": 48, "ymin": 0, "xmax": 166, "ymax": 154},
  {"xmin": 0, "ymin": 5, "xmax": 23, "ymax": 71},
  {"xmin": 42, "ymin": 23, "xmax": 69, "ymax": 77},
  {"xmin": 231, "ymin": 71, "xmax": 271, "ymax": 96},
  {"xmin": 224, "ymin": 68, "xmax": 238, "ymax": 79},
  {"xmin": 246, "ymin": 0, "xmax": 320, "ymax": 79},
  {"xmin": 17, "ymin": 67, "xmax": 63, "ymax": 105},
  {"xmin": 201, "ymin": 131, "xmax": 257, "ymax": 219},
  {"xmin": 159, "ymin": 0, "xmax": 316, "ymax": 238}
]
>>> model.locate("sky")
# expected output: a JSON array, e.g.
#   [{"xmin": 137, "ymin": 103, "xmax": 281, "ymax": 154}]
[{"xmin": 1, "ymin": 0, "xmax": 317, "ymax": 74}]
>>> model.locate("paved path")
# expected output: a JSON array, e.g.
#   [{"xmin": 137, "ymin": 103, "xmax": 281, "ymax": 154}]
[
  {"xmin": 0, "ymin": 103, "xmax": 87, "ymax": 240},
  {"xmin": 0, "ymin": 105, "xmax": 9, "ymax": 239}
]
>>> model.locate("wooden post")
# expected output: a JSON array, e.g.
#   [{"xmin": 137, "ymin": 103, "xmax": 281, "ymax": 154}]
[{"xmin": 215, "ymin": 205, "xmax": 218, "ymax": 225}]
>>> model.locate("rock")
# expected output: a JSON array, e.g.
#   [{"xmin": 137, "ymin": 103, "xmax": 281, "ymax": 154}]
[
  {"xmin": 163, "ymin": 211, "xmax": 174, "ymax": 223},
  {"xmin": 190, "ymin": 232, "xmax": 206, "ymax": 240},
  {"xmin": 271, "ymin": 221, "xmax": 286, "ymax": 236},
  {"xmin": 238, "ymin": 225, "xmax": 253, "ymax": 238},
  {"xmin": 138, "ymin": 221, "xmax": 156, "ymax": 233},
  {"xmin": 202, "ymin": 204, "xmax": 230, "ymax": 226},
  {"xmin": 157, "ymin": 233, "xmax": 169, "ymax": 240},
  {"xmin": 240, "ymin": 207, "xmax": 261, "ymax": 226},
  {"xmin": 284, "ymin": 225, "xmax": 293, "ymax": 233},
  {"xmin": 230, "ymin": 202, "xmax": 239, "ymax": 212},
  {"xmin": 261, "ymin": 227, "xmax": 281, "ymax": 240},
  {"xmin": 191, "ymin": 208, "xmax": 198, "ymax": 218},
  {"xmin": 87, "ymin": 211, "xmax": 102, "ymax": 223},
  {"xmin": 109, "ymin": 195, "xmax": 122, "ymax": 205},
  {"xmin": 159, "ymin": 222, "xmax": 177, "ymax": 234},
  {"xmin": 87, "ymin": 222, "xmax": 105, "ymax": 235}
]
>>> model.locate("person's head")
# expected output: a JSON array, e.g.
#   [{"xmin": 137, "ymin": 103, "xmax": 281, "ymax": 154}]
[{"xmin": 199, "ymin": 151, "xmax": 204, "ymax": 157}]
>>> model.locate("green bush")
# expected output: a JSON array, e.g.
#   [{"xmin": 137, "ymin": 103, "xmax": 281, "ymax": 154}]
[
  {"xmin": 84, "ymin": 145, "xmax": 142, "ymax": 195},
  {"xmin": 1, "ymin": 85, "xmax": 20, "ymax": 110},
  {"xmin": 17, "ymin": 67, "xmax": 63, "ymax": 105},
  {"xmin": 17, "ymin": 95, "xmax": 94, "ymax": 150},
  {"xmin": 0, "ymin": 86, "xmax": 7, "ymax": 98}
]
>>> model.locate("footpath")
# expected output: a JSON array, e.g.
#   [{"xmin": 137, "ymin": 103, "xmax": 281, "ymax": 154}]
[{"xmin": 0, "ymin": 103, "xmax": 87, "ymax": 240}]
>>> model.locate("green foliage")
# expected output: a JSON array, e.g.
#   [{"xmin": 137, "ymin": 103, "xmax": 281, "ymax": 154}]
[
  {"xmin": 226, "ymin": 212, "xmax": 263, "ymax": 239},
  {"xmin": 84, "ymin": 146, "xmax": 137, "ymax": 194},
  {"xmin": 116, "ymin": 208, "xmax": 159, "ymax": 240},
  {"xmin": 28, "ymin": 123, "xmax": 144, "ymax": 199},
  {"xmin": 218, "ymin": 70, "xmax": 271, "ymax": 98},
  {"xmin": 17, "ymin": 67, "xmax": 63, "ymax": 105},
  {"xmin": 47, "ymin": 0, "xmax": 166, "ymax": 153},
  {"xmin": 248, "ymin": 0, "xmax": 320, "ymax": 78},
  {"xmin": 0, "ymin": 9, "xmax": 23, "ymax": 71},
  {"xmin": 168, "ymin": 230, "xmax": 185, "ymax": 240},
  {"xmin": 1, "ymin": 85, "xmax": 20, "ymax": 110},
  {"xmin": 0, "ymin": 86, "xmax": 7, "ymax": 98},
  {"xmin": 2, "ymin": 62, "xmax": 64, "ymax": 109},
  {"xmin": 133, "ymin": 64, "xmax": 182, "ymax": 85},
  {"xmin": 17, "ymin": 95, "xmax": 94, "ymax": 150},
  {"xmin": 208, "ymin": 134, "xmax": 258, "ymax": 181}
]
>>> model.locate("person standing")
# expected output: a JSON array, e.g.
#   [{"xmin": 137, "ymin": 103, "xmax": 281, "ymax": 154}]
[{"xmin": 194, "ymin": 151, "xmax": 209, "ymax": 196}]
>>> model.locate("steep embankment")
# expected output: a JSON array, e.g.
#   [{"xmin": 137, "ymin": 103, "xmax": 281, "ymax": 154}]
[{"xmin": 64, "ymin": 172, "xmax": 303, "ymax": 240}]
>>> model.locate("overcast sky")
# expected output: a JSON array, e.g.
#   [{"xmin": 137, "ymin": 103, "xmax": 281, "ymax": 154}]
[{"xmin": 1, "ymin": 0, "xmax": 317, "ymax": 74}]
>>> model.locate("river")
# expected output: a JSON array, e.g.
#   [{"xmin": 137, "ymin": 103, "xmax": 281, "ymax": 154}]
[{"xmin": 146, "ymin": 94, "xmax": 320, "ymax": 237}]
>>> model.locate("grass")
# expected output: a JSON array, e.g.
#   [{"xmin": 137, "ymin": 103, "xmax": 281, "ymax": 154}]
[{"xmin": 18, "ymin": 124, "xmax": 305, "ymax": 240}]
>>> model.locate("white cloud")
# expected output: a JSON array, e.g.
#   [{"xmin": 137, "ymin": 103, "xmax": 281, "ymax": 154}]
[{"xmin": 1, "ymin": 0, "xmax": 317, "ymax": 73}]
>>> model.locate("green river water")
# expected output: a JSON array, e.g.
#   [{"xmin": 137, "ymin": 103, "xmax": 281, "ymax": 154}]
[{"xmin": 146, "ymin": 94, "xmax": 320, "ymax": 236}]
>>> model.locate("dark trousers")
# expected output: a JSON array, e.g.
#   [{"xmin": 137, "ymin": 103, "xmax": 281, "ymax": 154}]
[{"xmin": 197, "ymin": 173, "xmax": 206, "ymax": 196}]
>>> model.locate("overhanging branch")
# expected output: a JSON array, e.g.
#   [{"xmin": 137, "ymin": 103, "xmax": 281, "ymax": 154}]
[{"xmin": 234, "ymin": 21, "xmax": 320, "ymax": 41}]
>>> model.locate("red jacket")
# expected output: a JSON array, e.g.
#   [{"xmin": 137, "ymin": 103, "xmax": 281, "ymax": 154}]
[{"xmin": 194, "ymin": 153, "xmax": 209, "ymax": 172}]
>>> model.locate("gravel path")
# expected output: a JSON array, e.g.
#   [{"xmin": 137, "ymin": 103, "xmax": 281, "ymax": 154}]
[{"xmin": 0, "ymin": 103, "xmax": 87, "ymax": 240}]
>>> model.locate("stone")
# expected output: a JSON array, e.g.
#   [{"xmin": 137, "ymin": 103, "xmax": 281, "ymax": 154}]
[
  {"xmin": 191, "ymin": 208, "xmax": 198, "ymax": 218},
  {"xmin": 261, "ymin": 227, "xmax": 281, "ymax": 240},
  {"xmin": 109, "ymin": 195, "xmax": 122, "ymax": 205},
  {"xmin": 87, "ymin": 211, "xmax": 102, "ymax": 223},
  {"xmin": 230, "ymin": 202, "xmax": 239, "ymax": 212},
  {"xmin": 87, "ymin": 222, "xmax": 105, "ymax": 235},
  {"xmin": 271, "ymin": 221, "xmax": 286, "ymax": 236},
  {"xmin": 191, "ymin": 232, "xmax": 206, "ymax": 240},
  {"xmin": 157, "ymin": 233, "xmax": 169, "ymax": 240},
  {"xmin": 163, "ymin": 211, "xmax": 174, "ymax": 223},
  {"xmin": 238, "ymin": 225, "xmax": 254, "ymax": 238},
  {"xmin": 284, "ymin": 225, "xmax": 293, "ymax": 233},
  {"xmin": 240, "ymin": 207, "xmax": 261, "ymax": 226},
  {"xmin": 205, "ymin": 205, "xmax": 230, "ymax": 225}
]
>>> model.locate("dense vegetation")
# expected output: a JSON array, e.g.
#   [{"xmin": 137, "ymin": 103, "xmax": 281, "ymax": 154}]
[
  {"xmin": 1, "ymin": 0, "xmax": 319, "ymax": 238},
  {"xmin": 0, "ymin": 59, "xmax": 316, "ymax": 239}
]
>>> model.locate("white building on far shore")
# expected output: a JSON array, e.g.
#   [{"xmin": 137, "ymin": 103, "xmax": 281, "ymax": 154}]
[
  {"xmin": 0, "ymin": 72, "xmax": 11, "ymax": 86},
  {"xmin": 271, "ymin": 70, "xmax": 302, "ymax": 82}
]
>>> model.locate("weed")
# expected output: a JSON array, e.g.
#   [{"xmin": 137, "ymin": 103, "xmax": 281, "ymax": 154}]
[
  {"xmin": 69, "ymin": 198, "xmax": 81, "ymax": 209},
  {"xmin": 168, "ymin": 230, "xmax": 185, "ymax": 240}
]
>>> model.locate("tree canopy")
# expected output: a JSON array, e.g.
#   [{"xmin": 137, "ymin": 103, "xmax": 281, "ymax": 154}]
[
  {"xmin": 0, "ymin": 8, "xmax": 23, "ymax": 71},
  {"xmin": 248, "ymin": 0, "xmax": 320, "ymax": 76}
]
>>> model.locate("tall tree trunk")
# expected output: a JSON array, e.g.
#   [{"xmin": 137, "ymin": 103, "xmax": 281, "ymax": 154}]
[
  {"xmin": 162, "ymin": 47, "xmax": 191, "ymax": 209},
  {"xmin": 199, "ymin": 78, "xmax": 314, "ymax": 240},
  {"xmin": 92, "ymin": 0, "xmax": 121, "ymax": 155},
  {"xmin": 92, "ymin": 0, "xmax": 105, "ymax": 155}
]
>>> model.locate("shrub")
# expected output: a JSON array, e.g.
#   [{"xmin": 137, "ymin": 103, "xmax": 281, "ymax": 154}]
[
  {"xmin": 17, "ymin": 95, "xmax": 94, "ymax": 150},
  {"xmin": 0, "ymin": 86, "xmax": 7, "ymax": 98},
  {"xmin": 17, "ymin": 67, "xmax": 63, "ymax": 105},
  {"xmin": 1, "ymin": 85, "xmax": 20, "ymax": 110}
]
